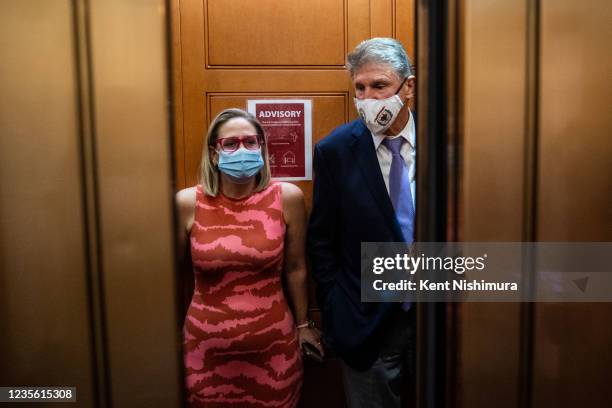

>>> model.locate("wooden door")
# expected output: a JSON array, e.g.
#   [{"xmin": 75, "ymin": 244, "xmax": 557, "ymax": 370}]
[{"xmin": 172, "ymin": 1, "xmax": 414, "ymax": 406}]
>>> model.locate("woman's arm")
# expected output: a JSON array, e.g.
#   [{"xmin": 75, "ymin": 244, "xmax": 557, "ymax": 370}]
[
  {"xmin": 175, "ymin": 187, "xmax": 197, "ymax": 262},
  {"xmin": 281, "ymin": 182, "xmax": 323, "ymax": 356}
]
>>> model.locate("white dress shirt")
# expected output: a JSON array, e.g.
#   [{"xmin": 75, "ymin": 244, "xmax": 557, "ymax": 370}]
[{"xmin": 370, "ymin": 110, "xmax": 416, "ymax": 208}]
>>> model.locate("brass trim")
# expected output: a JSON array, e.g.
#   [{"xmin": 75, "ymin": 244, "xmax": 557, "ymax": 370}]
[{"xmin": 519, "ymin": 1, "xmax": 541, "ymax": 407}]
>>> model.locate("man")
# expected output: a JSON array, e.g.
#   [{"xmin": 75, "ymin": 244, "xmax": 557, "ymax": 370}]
[{"xmin": 307, "ymin": 38, "xmax": 416, "ymax": 407}]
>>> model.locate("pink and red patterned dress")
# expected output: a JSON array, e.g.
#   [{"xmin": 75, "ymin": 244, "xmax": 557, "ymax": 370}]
[{"xmin": 183, "ymin": 182, "xmax": 303, "ymax": 407}]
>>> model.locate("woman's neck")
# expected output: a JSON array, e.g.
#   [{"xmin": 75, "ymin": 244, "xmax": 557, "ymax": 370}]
[{"xmin": 219, "ymin": 175, "xmax": 257, "ymax": 199}]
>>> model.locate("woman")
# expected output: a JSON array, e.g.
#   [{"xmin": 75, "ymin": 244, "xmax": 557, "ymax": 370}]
[{"xmin": 176, "ymin": 108, "xmax": 322, "ymax": 407}]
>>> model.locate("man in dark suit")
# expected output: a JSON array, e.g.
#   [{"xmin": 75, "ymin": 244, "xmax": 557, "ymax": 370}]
[{"xmin": 307, "ymin": 38, "xmax": 416, "ymax": 407}]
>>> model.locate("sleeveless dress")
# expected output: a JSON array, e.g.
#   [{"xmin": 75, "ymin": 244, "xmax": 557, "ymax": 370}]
[{"xmin": 183, "ymin": 182, "xmax": 303, "ymax": 407}]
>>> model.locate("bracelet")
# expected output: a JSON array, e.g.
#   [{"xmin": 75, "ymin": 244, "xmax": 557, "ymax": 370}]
[{"xmin": 296, "ymin": 319, "xmax": 315, "ymax": 329}]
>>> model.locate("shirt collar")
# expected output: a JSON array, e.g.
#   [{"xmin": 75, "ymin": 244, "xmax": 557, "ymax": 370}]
[{"xmin": 371, "ymin": 109, "xmax": 416, "ymax": 151}]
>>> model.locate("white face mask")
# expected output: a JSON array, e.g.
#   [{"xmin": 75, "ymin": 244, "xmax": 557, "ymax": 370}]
[
  {"xmin": 353, "ymin": 77, "xmax": 408, "ymax": 134},
  {"xmin": 354, "ymin": 94, "xmax": 404, "ymax": 134}
]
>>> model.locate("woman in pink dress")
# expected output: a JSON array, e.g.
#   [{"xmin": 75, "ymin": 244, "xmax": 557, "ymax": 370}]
[{"xmin": 176, "ymin": 108, "xmax": 322, "ymax": 407}]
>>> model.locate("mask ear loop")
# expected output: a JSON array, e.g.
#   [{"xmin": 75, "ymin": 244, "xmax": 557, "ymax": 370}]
[
  {"xmin": 395, "ymin": 77, "xmax": 408, "ymax": 95},
  {"xmin": 209, "ymin": 144, "xmax": 219, "ymax": 167}
]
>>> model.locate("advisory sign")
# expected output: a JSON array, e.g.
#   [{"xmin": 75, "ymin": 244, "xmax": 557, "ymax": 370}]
[{"xmin": 247, "ymin": 99, "xmax": 312, "ymax": 180}]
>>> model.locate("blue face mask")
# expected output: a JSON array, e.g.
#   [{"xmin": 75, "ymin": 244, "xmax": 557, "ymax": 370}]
[{"xmin": 217, "ymin": 147, "xmax": 264, "ymax": 183}]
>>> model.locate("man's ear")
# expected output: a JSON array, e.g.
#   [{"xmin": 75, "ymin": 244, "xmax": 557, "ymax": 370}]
[{"xmin": 404, "ymin": 75, "xmax": 416, "ymax": 99}]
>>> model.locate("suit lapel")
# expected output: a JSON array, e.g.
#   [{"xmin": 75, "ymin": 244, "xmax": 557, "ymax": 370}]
[{"xmin": 349, "ymin": 121, "xmax": 405, "ymax": 242}]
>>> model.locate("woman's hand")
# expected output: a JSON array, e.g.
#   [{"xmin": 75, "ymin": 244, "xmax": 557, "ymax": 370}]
[{"xmin": 298, "ymin": 326, "xmax": 325, "ymax": 357}]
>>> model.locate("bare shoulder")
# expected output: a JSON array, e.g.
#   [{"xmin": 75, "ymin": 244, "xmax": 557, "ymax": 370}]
[
  {"xmin": 280, "ymin": 182, "xmax": 305, "ymax": 225},
  {"xmin": 176, "ymin": 186, "xmax": 197, "ymax": 213},
  {"xmin": 280, "ymin": 182, "xmax": 304, "ymax": 205},
  {"xmin": 176, "ymin": 186, "xmax": 198, "ymax": 232}
]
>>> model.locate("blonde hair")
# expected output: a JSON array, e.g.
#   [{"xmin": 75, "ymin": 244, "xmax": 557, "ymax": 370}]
[{"xmin": 200, "ymin": 108, "xmax": 272, "ymax": 196}]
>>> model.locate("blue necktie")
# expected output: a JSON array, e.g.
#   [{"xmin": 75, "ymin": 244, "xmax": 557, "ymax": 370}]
[
  {"xmin": 382, "ymin": 137, "xmax": 415, "ymax": 311},
  {"xmin": 382, "ymin": 137, "xmax": 414, "ymax": 243}
]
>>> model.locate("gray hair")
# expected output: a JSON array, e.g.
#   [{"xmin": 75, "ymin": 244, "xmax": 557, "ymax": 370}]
[
  {"xmin": 347, "ymin": 37, "xmax": 413, "ymax": 79},
  {"xmin": 200, "ymin": 108, "xmax": 271, "ymax": 197}
]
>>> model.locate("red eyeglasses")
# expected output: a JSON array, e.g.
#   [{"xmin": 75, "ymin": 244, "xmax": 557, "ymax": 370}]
[{"xmin": 214, "ymin": 135, "xmax": 263, "ymax": 153}]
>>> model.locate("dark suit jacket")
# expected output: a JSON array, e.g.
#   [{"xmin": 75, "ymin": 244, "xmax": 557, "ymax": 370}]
[{"xmin": 307, "ymin": 118, "xmax": 408, "ymax": 370}]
